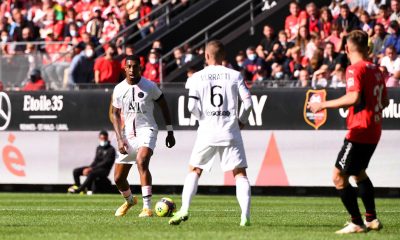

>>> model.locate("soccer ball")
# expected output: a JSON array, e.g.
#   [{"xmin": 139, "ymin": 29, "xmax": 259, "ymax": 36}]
[{"xmin": 154, "ymin": 197, "xmax": 176, "ymax": 217}]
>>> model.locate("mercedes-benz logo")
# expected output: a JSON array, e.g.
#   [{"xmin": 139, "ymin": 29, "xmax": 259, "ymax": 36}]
[{"xmin": 0, "ymin": 92, "xmax": 11, "ymax": 130}]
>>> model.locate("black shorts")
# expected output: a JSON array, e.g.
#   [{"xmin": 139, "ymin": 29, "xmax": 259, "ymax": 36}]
[{"xmin": 335, "ymin": 139, "xmax": 377, "ymax": 175}]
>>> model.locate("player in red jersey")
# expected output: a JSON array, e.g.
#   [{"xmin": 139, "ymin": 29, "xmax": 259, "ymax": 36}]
[{"xmin": 308, "ymin": 30, "xmax": 389, "ymax": 234}]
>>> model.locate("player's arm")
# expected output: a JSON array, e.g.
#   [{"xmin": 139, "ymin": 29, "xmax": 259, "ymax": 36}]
[
  {"xmin": 308, "ymin": 91, "xmax": 360, "ymax": 113},
  {"xmin": 237, "ymin": 76, "xmax": 253, "ymax": 129},
  {"xmin": 187, "ymin": 78, "xmax": 202, "ymax": 119},
  {"xmin": 155, "ymin": 94, "xmax": 176, "ymax": 148},
  {"xmin": 112, "ymin": 106, "xmax": 128, "ymax": 154},
  {"xmin": 94, "ymin": 70, "xmax": 100, "ymax": 84}
]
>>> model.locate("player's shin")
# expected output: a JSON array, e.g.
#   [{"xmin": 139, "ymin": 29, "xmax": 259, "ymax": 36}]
[
  {"xmin": 120, "ymin": 188, "xmax": 134, "ymax": 204},
  {"xmin": 338, "ymin": 185, "xmax": 363, "ymax": 226},
  {"xmin": 142, "ymin": 185, "xmax": 152, "ymax": 209},
  {"xmin": 357, "ymin": 178, "xmax": 377, "ymax": 222},
  {"xmin": 235, "ymin": 175, "xmax": 251, "ymax": 222},
  {"xmin": 180, "ymin": 171, "xmax": 199, "ymax": 213}
]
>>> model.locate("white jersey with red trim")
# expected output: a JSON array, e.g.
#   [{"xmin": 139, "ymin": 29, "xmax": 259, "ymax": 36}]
[{"xmin": 112, "ymin": 77, "xmax": 162, "ymax": 139}]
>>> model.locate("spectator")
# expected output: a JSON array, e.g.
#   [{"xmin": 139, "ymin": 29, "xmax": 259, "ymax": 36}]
[
  {"xmin": 311, "ymin": 64, "xmax": 330, "ymax": 88},
  {"xmin": 297, "ymin": 69, "xmax": 310, "ymax": 87},
  {"xmin": 330, "ymin": 67, "xmax": 346, "ymax": 88},
  {"xmin": 329, "ymin": 0, "xmax": 341, "ymax": 19},
  {"xmin": 101, "ymin": 12, "xmax": 120, "ymax": 44},
  {"xmin": 234, "ymin": 51, "xmax": 246, "ymax": 71},
  {"xmin": 306, "ymin": 2, "xmax": 320, "ymax": 34},
  {"xmin": 9, "ymin": 9, "xmax": 37, "ymax": 42},
  {"xmin": 257, "ymin": 25, "xmax": 277, "ymax": 59},
  {"xmin": 323, "ymin": 42, "xmax": 340, "ymax": 71},
  {"xmin": 277, "ymin": 30, "xmax": 293, "ymax": 54},
  {"xmin": 68, "ymin": 130, "xmax": 116, "ymax": 194},
  {"xmin": 335, "ymin": 4, "xmax": 360, "ymax": 32},
  {"xmin": 86, "ymin": 7, "xmax": 103, "ymax": 40},
  {"xmin": 137, "ymin": 1, "xmax": 152, "ymax": 38},
  {"xmin": 305, "ymin": 32, "xmax": 322, "ymax": 60},
  {"xmin": 22, "ymin": 69, "xmax": 46, "ymax": 91},
  {"xmin": 143, "ymin": 50, "xmax": 162, "ymax": 84},
  {"xmin": 68, "ymin": 42, "xmax": 96, "ymax": 87},
  {"xmin": 380, "ymin": 45, "xmax": 400, "ymax": 76},
  {"xmin": 382, "ymin": 21, "xmax": 400, "ymax": 53},
  {"xmin": 367, "ymin": 0, "xmax": 387, "ymax": 16},
  {"xmin": 371, "ymin": 23, "xmax": 387, "ymax": 60},
  {"xmin": 14, "ymin": 27, "xmax": 33, "ymax": 53},
  {"xmin": 173, "ymin": 47, "xmax": 186, "ymax": 68},
  {"xmin": 152, "ymin": 39, "xmax": 163, "ymax": 54},
  {"xmin": 390, "ymin": 0, "xmax": 400, "ymax": 22},
  {"xmin": 285, "ymin": 1, "xmax": 307, "ymax": 41},
  {"xmin": 376, "ymin": 5, "xmax": 390, "ymax": 30},
  {"xmin": 359, "ymin": 11, "xmax": 374, "ymax": 36},
  {"xmin": 94, "ymin": 44, "xmax": 121, "ymax": 84},
  {"xmin": 187, "ymin": 67, "xmax": 196, "ymax": 78},
  {"xmin": 294, "ymin": 26, "xmax": 310, "ymax": 56},
  {"xmin": 286, "ymin": 46, "xmax": 308, "ymax": 79},
  {"xmin": 325, "ymin": 23, "xmax": 342, "ymax": 52},
  {"xmin": 319, "ymin": 6, "xmax": 333, "ymax": 40},
  {"xmin": 243, "ymin": 46, "xmax": 265, "ymax": 81}
]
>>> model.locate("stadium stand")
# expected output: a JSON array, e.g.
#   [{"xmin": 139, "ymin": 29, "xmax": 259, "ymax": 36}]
[{"xmin": 0, "ymin": 0, "xmax": 399, "ymax": 89}]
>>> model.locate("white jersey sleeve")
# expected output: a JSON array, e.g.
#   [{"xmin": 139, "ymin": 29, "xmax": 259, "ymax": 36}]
[
  {"xmin": 187, "ymin": 75, "xmax": 202, "ymax": 119},
  {"xmin": 237, "ymin": 74, "xmax": 252, "ymax": 123},
  {"xmin": 149, "ymin": 81, "xmax": 163, "ymax": 100},
  {"xmin": 112, "ymin": 86, "xmax": 123, "ymax": 109}
]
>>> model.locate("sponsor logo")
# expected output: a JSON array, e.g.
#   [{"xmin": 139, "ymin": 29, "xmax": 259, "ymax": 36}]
[
  {"xmin": 304, "ymin": 89, "xmax": 327, "ymax": 130},
  {"xmin": 339, "ymin": 142, "xmax": 352, "ymax": 169},
  {"xmin": 138, "ymin": 92, "xmax": 144, "ymax": 98},
  {"xmin": 205, "ymin": 110, "xmax": 231, "ymax": 116},
  {"xmin": 128, "ymin": 101, "xmax": 145, "ymax": 113},
  {"xmin": 178, "ymin": 95, "xmax": 267, "ymax": 126},
  {"xmin": 2, "ymin": 134, "xmax": 25, "ymax": 177},
  {"xmin": 0, "ymin": 92, "xmax": 11, "ymax": 131},
  {"xmin": 23, "ymin": 95, "xmax": 63, "ymax": 112},
  {"xmin": 339, "ymin": 99, "xmax": 400, "ymax": 119}
]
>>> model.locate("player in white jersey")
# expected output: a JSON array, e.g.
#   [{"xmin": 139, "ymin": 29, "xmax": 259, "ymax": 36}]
[
  {"xmin": 112, "ymin": 55, "xmax": 176, "ymax": 218},
  {"xmin": 169, "ymin": 40, "xmax": 253, "ymax": 226}
]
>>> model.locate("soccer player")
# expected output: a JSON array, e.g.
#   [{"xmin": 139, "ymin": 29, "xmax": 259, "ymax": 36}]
[
  {"xmin": 169, "ymin": 40, "xmax": 253, "ymax": 226},
  {"xmin": 112, "ymin": 55, "xmax": 176, "ymax": 217},
  {"xmin": 308, "ymin": 30, "xmax": 389, "ymax": 234}
]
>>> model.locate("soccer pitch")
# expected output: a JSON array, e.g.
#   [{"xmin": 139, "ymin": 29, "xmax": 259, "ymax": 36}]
[{"xmin": 0, "ymin": 193, "xmax": 399, "ymax": 240}]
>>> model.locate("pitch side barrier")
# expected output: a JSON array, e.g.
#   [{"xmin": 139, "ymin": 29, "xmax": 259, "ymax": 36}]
[{"xmin": 0, "ymin": 89, "xmax": 399, "ymax": 196}]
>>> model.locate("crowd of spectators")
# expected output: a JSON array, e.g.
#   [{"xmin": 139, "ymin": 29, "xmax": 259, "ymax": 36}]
[
  {"xmin": 232, "ymin": 0, "xmax": 400, "ymax": 88},
  {"xmin": 0, "ymin": 0, "xmax": 193, "ymax": 89},
  {"xmin": 2, "ymin": 0, "xmax": 400, "ymax": 90}
]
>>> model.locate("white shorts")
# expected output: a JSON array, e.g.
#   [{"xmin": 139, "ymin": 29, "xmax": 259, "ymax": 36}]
[
  {"xmin": 115, "ymin": 128, "xmax": 158, "ymax": 164},
  {"xmin": 189, "ymin": 139, "xmax": 247, "ymax": 172}
]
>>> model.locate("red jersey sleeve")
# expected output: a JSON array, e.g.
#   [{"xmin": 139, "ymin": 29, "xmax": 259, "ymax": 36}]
[{"xmin": 346, "ymin": 65, "xmax": 363, "ymax": 93}]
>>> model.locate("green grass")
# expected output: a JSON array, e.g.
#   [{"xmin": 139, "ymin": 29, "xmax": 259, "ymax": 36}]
[{"xmin": 0, "ymin": 193, "xmax": 399, "ymax": 240}]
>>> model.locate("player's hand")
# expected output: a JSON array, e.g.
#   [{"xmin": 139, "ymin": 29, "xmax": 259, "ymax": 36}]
[
  {"xmin": 165, "ymin": 132, "xmax": 175, "ymax": 148},
  {"xmin": 117, "ymin": 139, "xmax": 128, "ymax": 154},
  {"xmin": 83, "ymin": 168, "xmax": 92, "ymax": 176},
  {"xmin": 238, "ymin": 120, "xmax": 245, "ymax": 130},
  {"xmin": 307, "ymin": 102, "xmax": 323, "ymax": 113}
]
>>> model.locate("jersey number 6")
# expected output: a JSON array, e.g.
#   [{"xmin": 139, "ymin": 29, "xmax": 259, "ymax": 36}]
[{"xmin": 211, "ymin": 85, "xmax": 223, "ymax": 107}]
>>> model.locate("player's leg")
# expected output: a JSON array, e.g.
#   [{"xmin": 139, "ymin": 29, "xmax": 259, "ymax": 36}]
[
  {"xmin": 353, "ymin": 170, "xmax": 382, "ymax": 230},
  {"xmin": 114, "ymin": 163, "xmax": 137, "ymax": 216},
  {"xmin": 169, "ymin": 142, "xmax": 215, "ymax": 225},
  {"xmin": 233, "ymin": 168, "xmax": 251, "ymax": 227},
  {"xmin": 334, "ymin": 140, "xmax": 366, "ymax": 234},
  {"xmin": 169, "ymin": 166, "xmax": 202, "ymax": 225},
  {"xmin": 136, "ymin": 146, "xmax": 154, "ymax": 217},
  {"xmin": 333, "ymin": 168, "xmax": 365, "ymax": 234},
  {"xmin": 76, "ymin": 168, "xmax": 108, "ymax": 193},
  {"xmin": 68, "ymin": 166, "xmax": 87, "ymax": 193}
]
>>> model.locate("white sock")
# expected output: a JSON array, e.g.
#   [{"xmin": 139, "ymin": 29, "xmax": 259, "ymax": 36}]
[
  {"xmin": 236, "ymin": 176, "xmax": 251, "ymax": 220},
  {"xmin": 120, "ymin": 189, "xmax": 134, "ymax": 204},
  {"xmin": 180, "ymin": 171, "xmax": 199, "ymax": 213},
  {"xmin": 141, "ymin": 186, "xmax": 152, "ymax": 209}
]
